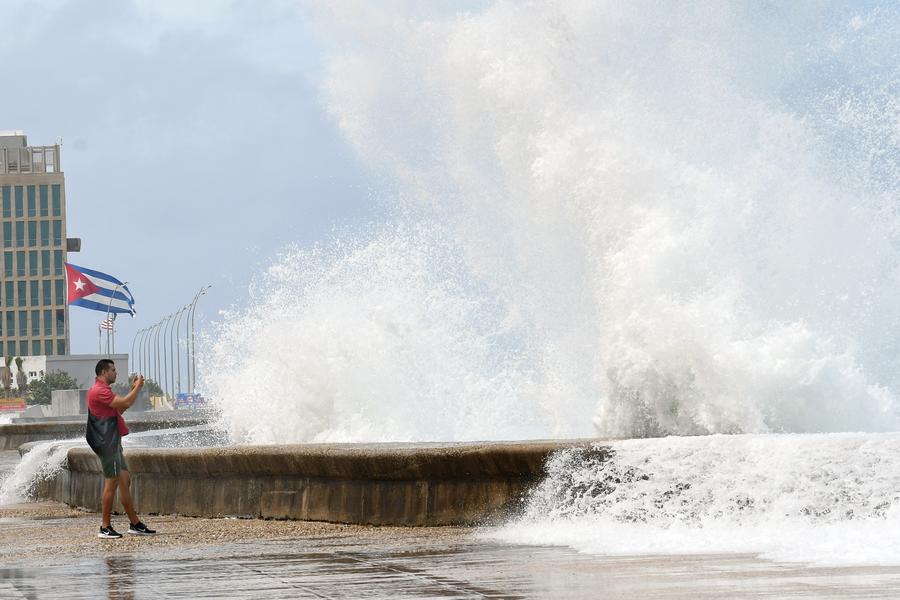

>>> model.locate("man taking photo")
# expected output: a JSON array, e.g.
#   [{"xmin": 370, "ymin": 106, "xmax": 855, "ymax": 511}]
[{"xmin": 85, "ymin": 359, "xmax": 156, "ymax": 538}]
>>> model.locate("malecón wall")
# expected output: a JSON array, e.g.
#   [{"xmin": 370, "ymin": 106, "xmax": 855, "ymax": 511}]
[{"xmin": 46, "ymin": 441, "xmax": 601, "ymax": 526}]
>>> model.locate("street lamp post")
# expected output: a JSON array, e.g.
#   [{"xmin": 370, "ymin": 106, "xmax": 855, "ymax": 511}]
[
  {"xmin": 174, "ymin": 306, "xmax": 188, "ymax": 396},
  {"xmin": 166, "ymin": 309, "xmax": 181, "ymax": 399},
  {"xmin": 130, "ymin": 328, "xmax": 142, "ymax": 376},
  {"xmin": 143, "ymin": 322, "xmax": 155, "ymax": 382},
  {"xmin": 139, "ymin": 327, "xmax": 151, "ymax": 377},
  {"xmin": 154, "ymin": 318, "xmax": 165, "ymax": 395},
  {"xmin": 104, "ymin": 281, "xmax": 125, "ymax": 356},
  {"xmin": 187, "ymin": 285, "xmax": 211, "ymax": 393},
  {"xmin": 161, "ymin": 313, "xmax": 174, "ymax": 398}
]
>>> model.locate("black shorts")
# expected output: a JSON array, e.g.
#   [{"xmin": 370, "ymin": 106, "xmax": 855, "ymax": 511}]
[{"xmin": 97, "ymin": 441, "xmax": 128, "ymax": 478}]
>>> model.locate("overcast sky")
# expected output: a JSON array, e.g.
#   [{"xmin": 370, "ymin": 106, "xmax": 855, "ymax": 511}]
[{"xmin": 1, "ymin": 0, "xmax": 379, "ymax": 357}]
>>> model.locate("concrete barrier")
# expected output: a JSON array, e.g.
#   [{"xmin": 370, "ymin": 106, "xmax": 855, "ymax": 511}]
[
  {"xmin": 46, "ymin": 440, "xmax": 604, "ymax": 526},
  {"xmin": 0, "ymin": 411, "xmax": 211, "ymax": 449}
]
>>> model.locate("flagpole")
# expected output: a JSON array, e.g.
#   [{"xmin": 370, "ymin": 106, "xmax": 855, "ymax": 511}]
[{"xmin": 105, "ymin": 281, "xmax": 125, "ymax": 357}]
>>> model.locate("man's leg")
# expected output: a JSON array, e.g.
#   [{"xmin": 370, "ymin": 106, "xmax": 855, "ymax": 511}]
[
  {"xmin": 101, "ymin": 477, "xmax": 118, "ymax": 527},
  {"xmin": 117, "ymin": 470, "xmax": 140, "ymax": 525}
]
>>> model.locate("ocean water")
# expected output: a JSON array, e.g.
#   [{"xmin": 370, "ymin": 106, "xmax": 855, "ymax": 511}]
[
  {"xmin": 8, "ymin": 1, "xmax": 899, "ymax": 568},
  {"xmin": 486, "ymin": 433, "xmax": 900, "ymax": 566},
  {"xmin": 196, "ymin": 1, "xmax": 900, "ymax": 566},
  {"xmin": 0, "ymin": 439, "xmax": 78, "ymax": 505},
  {"xmin": 205, "ymin": 1, "xmax": 900, "ymax": 443}
]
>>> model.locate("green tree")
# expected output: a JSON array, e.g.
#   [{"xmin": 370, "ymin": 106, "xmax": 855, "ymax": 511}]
[
  {"xmin": 1, "ymin": 355, "xmax": 12, "ymax": 396},
  {"xmin": 14, "ymin": 357, "xmax": 26, "ymax": 392},
  {"xmin": 26, "ymin": 370, "xmax": 79, "ymax": 405}
]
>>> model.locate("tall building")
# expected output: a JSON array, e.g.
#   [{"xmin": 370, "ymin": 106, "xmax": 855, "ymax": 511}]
[{"xmin": 0, "ymin": 131, "xmax": 79, "ymax": 357}]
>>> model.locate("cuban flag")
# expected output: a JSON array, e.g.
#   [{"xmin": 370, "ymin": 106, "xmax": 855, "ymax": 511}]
[{"xmin": 65, "ymin": 263, "xmax": 136, "ymax": 316}]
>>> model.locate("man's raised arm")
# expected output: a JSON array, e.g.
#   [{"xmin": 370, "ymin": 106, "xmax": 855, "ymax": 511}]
[{"xmin": 110, "ymin": 375, "xmax": 145, "ymax": 411}]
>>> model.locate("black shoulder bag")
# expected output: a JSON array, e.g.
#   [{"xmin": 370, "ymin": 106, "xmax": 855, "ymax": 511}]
[{"xmin": 85, "ymin": 410, "xmax": 121, "ymax": 457}]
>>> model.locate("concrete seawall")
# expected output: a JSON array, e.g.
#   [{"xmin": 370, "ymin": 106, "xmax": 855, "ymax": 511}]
[
  {"xmin": 0, "ymin": 411, "xmax": 210, "ymax": 449},
  {"xmin": 47, "ymin": 440, "xmax": 603, "ymax": 526}
]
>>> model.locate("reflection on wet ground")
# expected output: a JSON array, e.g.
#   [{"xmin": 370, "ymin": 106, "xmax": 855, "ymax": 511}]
[
  {"xmin": 4, "ymin": 534, "xmax": 900, "ymax": 599},
  {"xmin": 5, "ymin": 451, "xmax": 900, "ymax": 599}
]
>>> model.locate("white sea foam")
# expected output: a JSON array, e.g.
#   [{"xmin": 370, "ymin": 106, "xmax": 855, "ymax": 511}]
[
  {"xmin": 204, "ymin": 2, "xmax": 900, "ymax": 442},
  {"xmin": 487, "ymin": 433, "xmax": 900, "ymax": 566},
  {"xmin": 0, "ymin": 439, "xmax": 81, "ymax": 505}
]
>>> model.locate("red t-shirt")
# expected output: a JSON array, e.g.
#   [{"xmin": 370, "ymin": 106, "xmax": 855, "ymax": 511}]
[{"xmin": 87, "ymin": 378, "xmax": 129, "ymax": 436}]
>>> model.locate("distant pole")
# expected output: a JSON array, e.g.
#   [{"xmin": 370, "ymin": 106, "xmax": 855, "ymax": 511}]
[
  {"xmin": 148, "ymin": 322, "xmax": 155, "ymax": 385},
  {"xmin": 165, "ymin": 310, "xmax": 179, "ymax": 398},
  {"xmin": 98, "ymin": 324, "xmax": 101, "ymax": 354},
  {"xmin": 154, "ymin": 318, "xmax": 164, "ymax": 394},
  {"xmin": 104, "ymin": 282, "xmax": 124, "ymax": 357},
  {"xmin": 143, "ymin": 323, "xmax": 153, "ymax": 380},
  {"xmin": 174, "ymin": 306, "xmax": 188, "ymax": 396},
  {"xmin": 130, "ymin": 328, "xmax": 140, "ymax": 375},
  {"xmin": 187, "ymin": 285, "xmax": 211, "ymax": 393},
  {"xmin": 160, "ymin": 313, "xmax": 171, "ymax": 398},
  {"xmin": 135, "ymin": 327, "xmax": 148, "ymax": 377}
]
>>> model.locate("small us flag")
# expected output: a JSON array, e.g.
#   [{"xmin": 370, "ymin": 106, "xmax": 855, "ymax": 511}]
[{"xmin": 99, "ymin": 315, "xmax": 116, "ymax": 331}]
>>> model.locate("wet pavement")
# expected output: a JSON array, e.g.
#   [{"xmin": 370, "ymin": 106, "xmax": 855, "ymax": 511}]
[
  {"xmin": 5, "ymin": 532, "xmax": 900, "ymax": 599},
  {"xmin": 4, "ymin": 451, "xmax": 900, "ymax": 599}
]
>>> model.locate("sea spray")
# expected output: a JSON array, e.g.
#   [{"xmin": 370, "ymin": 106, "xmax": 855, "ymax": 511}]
[
  {"xmin": 204, "ymin": 1, "xmax": 900, "ymax": 441},
  {"xmin": 202, "ymin": 225, "xmax": 564, "ymax": 444},
  {"xmin": 487, "ymin": 433, "xmax": 900, "ymax": 565},
  {"xmin": 0, "ymin": 439, "xmax": 79, "ymax": 505}
]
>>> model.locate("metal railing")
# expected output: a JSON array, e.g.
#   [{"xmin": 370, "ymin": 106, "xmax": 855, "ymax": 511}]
[{"xmin": 130, "ymin": 284, "xmax": 211, "ymax": 399}]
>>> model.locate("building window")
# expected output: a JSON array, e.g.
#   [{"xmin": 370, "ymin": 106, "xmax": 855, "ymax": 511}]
[
  {"xmin": 56, "ymin": 308, "xmax": 65, "ymax": 336},
  {"xmin": 30, "ymin": 281, "xmax": 38, "ymax": 307},
  {"xmin": 18, "ymin": 310, "xmax": 27, "ymax": 337},
  {"xmin": 0, "ymin": 342, "xmax": 4, "ymax": 356},
  {"xmin": 14, "ymin": 186, "xmax": 23, "ymax": 217},
  {"xmin": 17, "ymin": 282, "xmax": 26, "ymax": 307},
  {"xmin": 54, "ymin": 250, "xmax": 63, "ymax": 275},
  {"xmin": 42, "ymin": 280, "xmax": 51, "ymax": 306},
  {"xmin": 43, "ymin": 309, "xmax": 52, "ymax": 336},
  {"xmin": 56, "ymin": 339, "xmax": 65, "ymax": 355},
  {"xmin": 1, "ymin": 186, "xmax": 9, "ymax": 218},
  {"xmin": 15, "ymin": 222, "xmax": 24, "ymax": 248},
  {"xmin": 7, "ymin": 341, "xmax": 15, "ymax": 356},
  {"xmin": 16, "ymin": 251, "xmax": 24, "ymax": 276},
  {"xmin": 28, "ymin": 251, "xmax": 37, "ymax": 276},
  {"xmin": 39, "ymin": 185, "xmax": 48, "ymax": 217},
  {"xmin": 27, "ymin": 221, "xmax": 36, "ymax": 247},
  {"xmin": 5, "ymin": 283, "xmax": 13, "ymax": 307},
  {"xmin": 52, "ymin": 220, "xmax": 62, "ymax": 246},
  {"xmin": 41, "ymin": 250, "xmax": 50, "ymax": 276},
  {"xmin": 3, "ymin": 223, "xmax": 11, "ymax": 248},
  {"xmin": 3, "ymin": 252, "xmax": 11, "ymax": 278},
  {"xmin": 27, "ymin": 186, "xmax": 36, "ymax": 217},
  {"xmin": 31, "ymin": 340, "xmax": 40, "ymax": 356},
  {"xmin": 44, "ymin": 339, "xmax": 52, "ymax": 355},
  {"xmin": 5, "ymin": 313, "xmax": 14, "ymax": 339},
  {"xmin": 40, "ymin": 221, "xmax": 49, "ymax": 246},
  {"xmin": 54, "ymin": 280, "xmax": 65, "ymax": 305},
  {"xmin": 30, "ymin": 310, "xmax": 39, "ymax": 336},
  {"xmin": 51, "ymin": 185, "xmax": 61, "ymax": 216}
]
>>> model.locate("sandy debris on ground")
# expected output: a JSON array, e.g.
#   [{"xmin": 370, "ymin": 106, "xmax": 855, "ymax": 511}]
[{"xmin": 0, "ymin": 500, "xmax": 473, "ymax": 563}]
